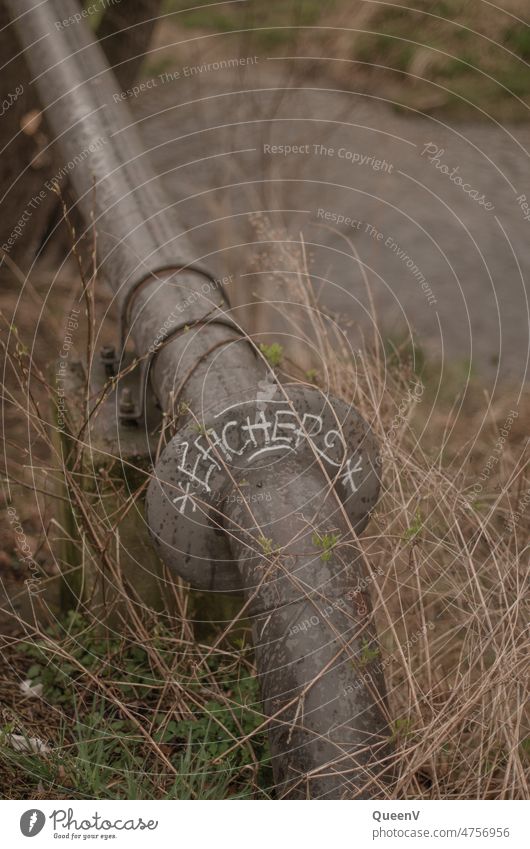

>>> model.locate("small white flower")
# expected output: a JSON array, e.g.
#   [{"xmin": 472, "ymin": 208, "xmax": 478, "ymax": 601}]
[
  {"xmin": 19, "ymin": 679, "xmax": 43, "ymax": 698},
  {"xmin": 6, "ymin": 734, "xmax": 50, "ymax": 754}
]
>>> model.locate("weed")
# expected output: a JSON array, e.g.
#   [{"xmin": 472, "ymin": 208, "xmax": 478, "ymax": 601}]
[
  {"xmin": 402, "ymin": 509, "xmax": 423, "ymax": 542},
  {"xmin": 312, "ymin": 531, "xmax": 340, "ymax": 562},
  {"xmin": 390, "ymin": 718, "xmax": 414, "ymax": 743},
  {"xmin": 257, "ymin": 535, "xmax": 276, "ymax": 556},
  {"xmin": 192, "ymin": 422, "xmax": 208, "ymax": 436},
  {"xmin": 259, "ymin": 343, "xmax": 283, "ymax": 368},
  {"xmin": 358, "ymin": 638, "xmax": 380, "ymax": 668}
]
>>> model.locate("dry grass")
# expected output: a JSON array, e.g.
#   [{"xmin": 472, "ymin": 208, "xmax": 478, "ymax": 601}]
[{"xmin": 240, "ymin": 217, "xmax": 529, "ymax": 798}]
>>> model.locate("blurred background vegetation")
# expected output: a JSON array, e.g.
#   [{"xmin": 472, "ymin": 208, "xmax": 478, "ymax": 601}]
[{"xmin": 159, "ymin": 0, "xmax": 530, "ymax": 121}]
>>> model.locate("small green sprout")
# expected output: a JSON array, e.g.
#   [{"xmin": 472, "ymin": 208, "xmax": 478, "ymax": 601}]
[
  {"xmin": 258, "ymin": 536, "xmax": 276, "ymax": 556},
  {"xmin": 192, "ymin": 422, "xmax": 208, "ymax": 436},
  {"xmin": 312, "ymin": 531, "xmax": 340, "ymax": 561},
  {"xmin": 305, "ymin": 368, "xmax": 318, "ymax": 383},
  {"xmin": 390, "ymin": 717, "xmax": 413, "ymax": 742},
  {"xmin": 358, "ymin": 638, "xmax": 380, "ymax": 668},
  {"xmin": 519, "ymin": 737, "xmax": 530, "ymax": 759},
  {"xmin": 259, "ymin": 343, "xmax": 283, "ymax": 368},
  {"xmin": 402, "ymin": 509, "xmax": 423, "ymax": 542}
]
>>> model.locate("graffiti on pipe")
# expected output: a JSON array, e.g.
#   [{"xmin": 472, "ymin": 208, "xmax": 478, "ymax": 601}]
[{"xmin": 171, "ymin": 398, "xmax": 367, "ymax": 516}]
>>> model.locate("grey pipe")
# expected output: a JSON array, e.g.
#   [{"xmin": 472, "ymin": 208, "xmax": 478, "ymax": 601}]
[{"xmin": 6, "ymin": 0, "xmax": 393, "ymax": 797}]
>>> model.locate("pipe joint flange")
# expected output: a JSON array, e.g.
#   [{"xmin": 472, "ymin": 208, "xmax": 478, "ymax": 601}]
[
  {"xmin": 120, "ymin": 263, "xmax": 231, "ymax": 355},
  {"xmin": 147, "ymin": 384, "xmax": 381, "ymax": 591}
]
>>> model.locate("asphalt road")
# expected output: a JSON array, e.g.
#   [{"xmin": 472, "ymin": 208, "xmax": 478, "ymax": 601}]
[{"xmin": 127, "ymin": 58, "xmax": 530, "ymax": 388}]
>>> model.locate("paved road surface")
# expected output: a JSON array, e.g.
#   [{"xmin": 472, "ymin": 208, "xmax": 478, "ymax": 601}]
[{"xmin": 126, "ymin": 59, "xmax": 530, "ymax": 387}]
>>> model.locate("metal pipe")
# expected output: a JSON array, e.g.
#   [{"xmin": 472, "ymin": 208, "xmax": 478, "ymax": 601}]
[
  {"xmin": 6, "ymin": 0, "xmax": 393, "ymax": 797},
  {"xmin": 228, "ymin": 464, "xmax": 390, "ymax": 799}
]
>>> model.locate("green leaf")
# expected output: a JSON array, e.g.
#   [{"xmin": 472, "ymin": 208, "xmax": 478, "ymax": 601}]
[
  {"xmin": 259, "ymin": 343, "xmax": 283, "ymax": 368},
  {"xmin": 402, "ymin": 509, "xmax": 423, "ymax": 541}
]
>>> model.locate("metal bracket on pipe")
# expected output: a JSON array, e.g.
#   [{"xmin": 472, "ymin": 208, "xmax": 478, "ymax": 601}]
[
  {"xmin": 124, "ymin": 312, "xmax": 250, "ymax": 425},
  {"xmin": 119, "ymin": 262, "xmax": 225, "ymax": 355},
  {"xmin": 117, "ymin": 266, "xmax": 246, "ymax": 425}
]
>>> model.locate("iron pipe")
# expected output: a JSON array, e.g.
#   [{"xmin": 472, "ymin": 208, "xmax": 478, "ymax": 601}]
[{"xmin": 6, "ymin": 0, "xmax": 393, "ymax": 797}]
